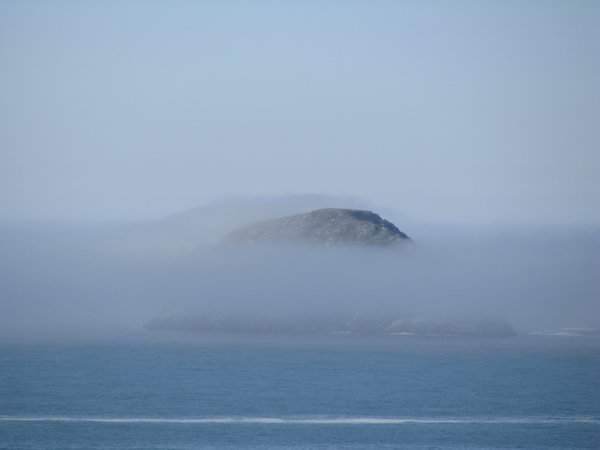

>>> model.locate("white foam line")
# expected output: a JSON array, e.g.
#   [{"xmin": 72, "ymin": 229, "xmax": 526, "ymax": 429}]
[{"xmin": 0, "ymin": 416, "xmax": 598, "ymax": 425}]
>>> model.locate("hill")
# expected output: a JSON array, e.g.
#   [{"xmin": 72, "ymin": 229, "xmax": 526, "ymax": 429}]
[{"xmin": 224, "ymin": 208, "xmax": 410, "ymax": 247}]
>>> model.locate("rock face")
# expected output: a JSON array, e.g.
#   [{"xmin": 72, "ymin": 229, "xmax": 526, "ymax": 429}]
[{"xmin": 223, "ymin": 208, "xmax": 410, "ymax": 247}]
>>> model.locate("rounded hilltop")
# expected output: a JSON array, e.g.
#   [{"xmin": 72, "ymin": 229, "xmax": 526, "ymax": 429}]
[{"xmin": 223, "ymin": 208, "xmax": 410, "ymax": 247}]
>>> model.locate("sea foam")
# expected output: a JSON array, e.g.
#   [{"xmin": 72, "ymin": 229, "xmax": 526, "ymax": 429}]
[{"xmin": 1, "ymin": 416, "xmax": 598, "ymax": 425}]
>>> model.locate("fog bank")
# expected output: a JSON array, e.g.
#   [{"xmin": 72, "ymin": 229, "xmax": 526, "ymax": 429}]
[{"xmin": 1, "ymin": 199, "xmax": 598, "ymax": 340}]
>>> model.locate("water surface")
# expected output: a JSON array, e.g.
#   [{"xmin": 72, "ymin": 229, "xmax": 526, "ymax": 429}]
[{"xmin": 1, "ymin": 333, "xmax": 598, "ymax": 449}]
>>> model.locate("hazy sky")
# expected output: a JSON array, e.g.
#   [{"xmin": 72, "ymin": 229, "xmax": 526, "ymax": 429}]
[{"xmin": 1, "ymin": 0, "xmax": 599, "ymax": 223}]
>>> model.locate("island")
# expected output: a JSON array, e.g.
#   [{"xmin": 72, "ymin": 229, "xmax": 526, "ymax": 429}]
[
  {"xmin": 145, "ymin": 314, "xmax": 516, "ymax": 337},
  {"xmin": 144, "ymin": 208, "xmax": 516, "ymax": 338},
  {"xmin": 223, "ymin": 208, "xmax": 411, "ymax": 247}
]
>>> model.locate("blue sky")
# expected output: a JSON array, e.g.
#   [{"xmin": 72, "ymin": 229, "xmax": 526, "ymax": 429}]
[{"xmin": 1, "ymin": 1, "xmax": 599, "ymax": 223}]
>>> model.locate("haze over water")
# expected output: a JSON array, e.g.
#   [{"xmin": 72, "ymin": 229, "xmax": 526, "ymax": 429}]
[{"xmin": 1, "ymin": 1, "xmax": 599, "ymax": 449}]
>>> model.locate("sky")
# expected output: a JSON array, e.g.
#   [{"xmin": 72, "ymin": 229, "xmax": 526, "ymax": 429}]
[{"xmin": 1, "ymin": 0, "xmax": 599, "ymax": 224}]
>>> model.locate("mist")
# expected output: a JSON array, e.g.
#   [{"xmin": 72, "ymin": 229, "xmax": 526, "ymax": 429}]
[
  {"xmin": 1, "ymin": 2, "xmax": 599, "ymax": 340},
  {"xmin": 1, "ymin": 195, "xmax": 598, "ymax": 341},
  {"xmin": 2, "ymin": 4, "xmax": 600, "ymax": 450},
  {"xmin": 1, "ymin": 1, "xmax": 599, "ymax": 224}
]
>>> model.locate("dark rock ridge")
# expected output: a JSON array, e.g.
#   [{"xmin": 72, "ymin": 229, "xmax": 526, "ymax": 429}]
[
  {"xmin": 145, "ymin": 314, "xmax": 516, "ymax": 337},
  {"xmin": 223, "ymin": 208, "xmax": 410, "ymax": 247}
]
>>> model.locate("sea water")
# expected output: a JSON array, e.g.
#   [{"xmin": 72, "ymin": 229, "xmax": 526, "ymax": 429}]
[{"xmin": 1, "ymin": 332, "xmax": 599, "ymax": 449}]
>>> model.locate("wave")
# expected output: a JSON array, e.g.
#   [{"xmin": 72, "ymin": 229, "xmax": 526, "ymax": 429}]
[{"xmin": 0, "ymin": 416, "xmax": 598, "ymax": 425}]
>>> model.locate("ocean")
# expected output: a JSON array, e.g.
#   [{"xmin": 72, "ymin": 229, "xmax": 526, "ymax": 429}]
[{"xmin": 1, "ymin": 332, "xmax": 599, "ymax": 449}]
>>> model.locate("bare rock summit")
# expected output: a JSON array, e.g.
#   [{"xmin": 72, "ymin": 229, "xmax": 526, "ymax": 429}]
[{"xmin": 223, "ymin": 208, "xmax": 410, "ymax": 247}]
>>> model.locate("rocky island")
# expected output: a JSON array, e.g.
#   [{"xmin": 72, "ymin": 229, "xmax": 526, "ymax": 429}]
[
  {"xmin": 144, "ymin": 207, "xmax": 516, "ymax": 338},
  {"xmin": 223, "ymin": 208, "xmax": 410, "ymax": 246},
  {"xmin": 145, "ymin": 314, "xmax": 516, "ymax": 337}
]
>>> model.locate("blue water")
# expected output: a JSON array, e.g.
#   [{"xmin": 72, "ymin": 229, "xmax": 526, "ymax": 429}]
[{"xmin": 1, "ymin": 333, "xmax": 599, "ymax": 449}]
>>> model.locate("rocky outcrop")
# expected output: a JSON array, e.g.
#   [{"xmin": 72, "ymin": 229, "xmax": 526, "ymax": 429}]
[
  {"xmin": 223, "ymin": 208, "xmax": 410, "ymax": 247},
  {"xmin": 145, "ymin": 314, "xmax": 516, "ymax": 337}
]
